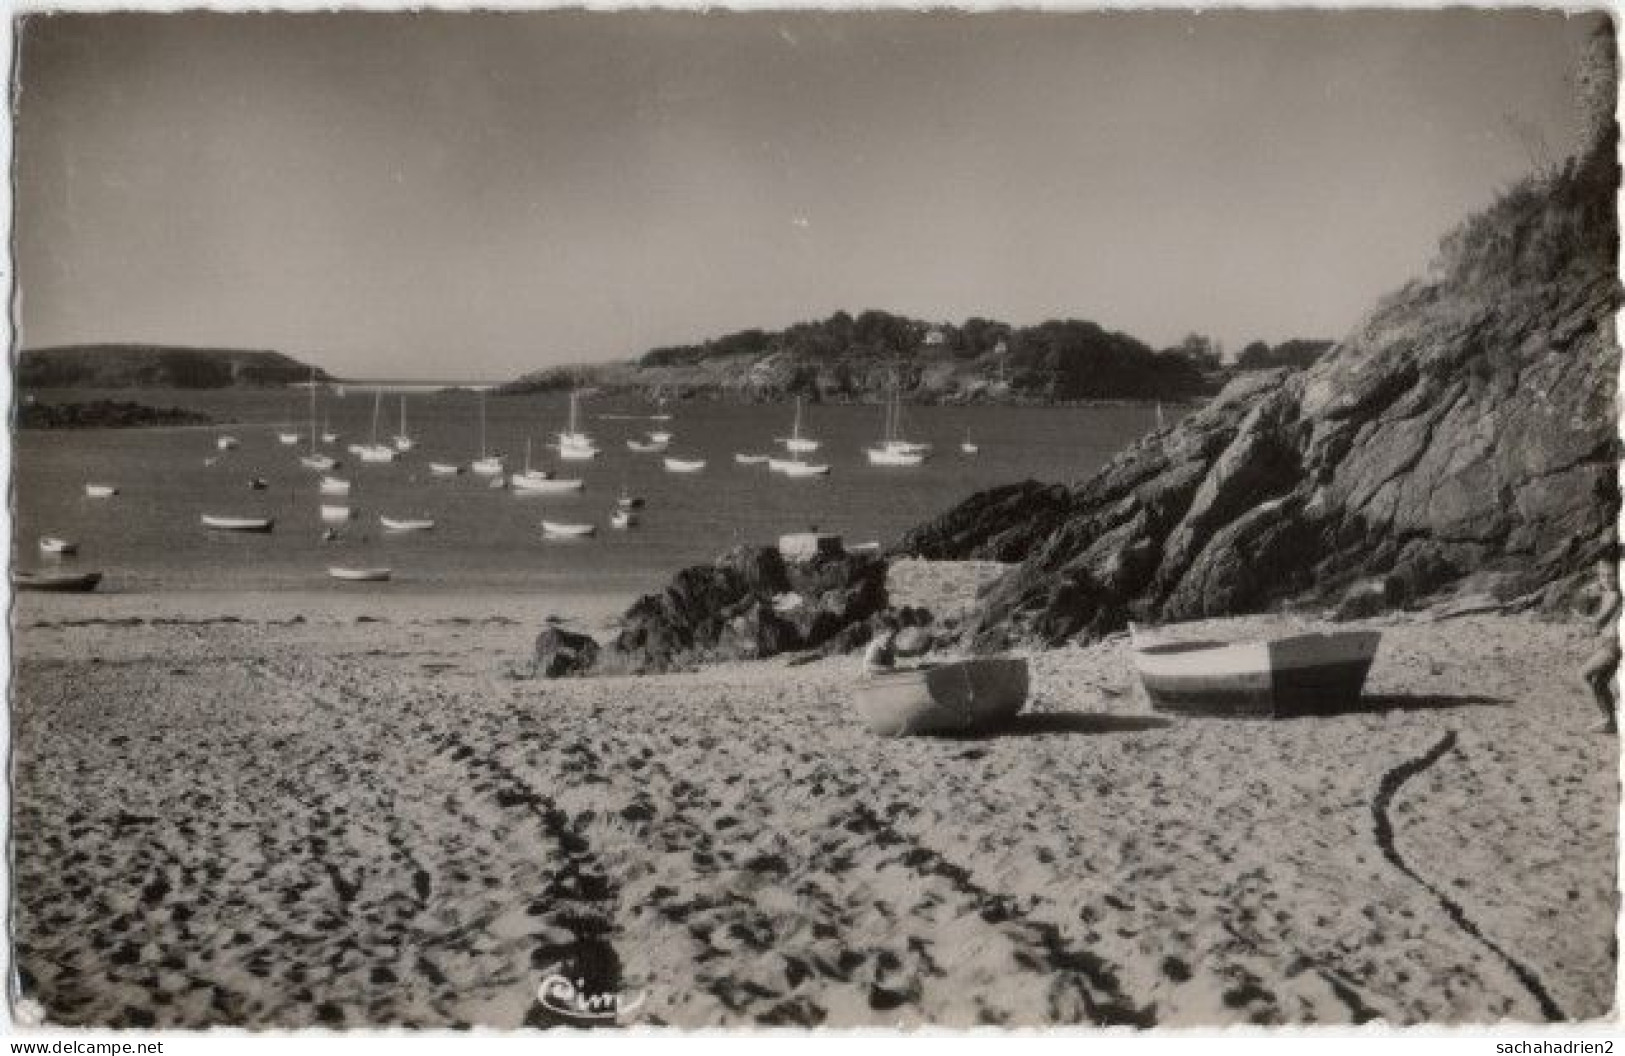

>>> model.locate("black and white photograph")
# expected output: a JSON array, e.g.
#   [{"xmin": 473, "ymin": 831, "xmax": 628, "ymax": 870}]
[{"xmin": 5, "ymin": 5, "xmax": 1621, "ymax": 1034}]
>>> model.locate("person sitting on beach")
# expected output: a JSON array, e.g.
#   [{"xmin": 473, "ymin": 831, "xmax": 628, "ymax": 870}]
[
  {"xmin": 863, "ymin": 620, "xmax": 899, "ymax": 675},
  {"xmin": 1581, "ymin": 552, "xmax": 1621, "ymax": 734}
]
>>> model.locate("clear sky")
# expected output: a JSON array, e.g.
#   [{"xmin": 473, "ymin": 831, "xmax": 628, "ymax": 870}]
[{"xmin": 13, "ymin": 9, "xmax": 1607, "ymax": 380}]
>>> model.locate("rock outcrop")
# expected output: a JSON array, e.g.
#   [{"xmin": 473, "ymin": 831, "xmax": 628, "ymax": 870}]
[
  {"xmin": 899, "ymin": 134, "xmax": 1621, "ymax": 648},
  {"xmin": 573, "ymin": 546, "xmax": 889, "ymax": 676}
]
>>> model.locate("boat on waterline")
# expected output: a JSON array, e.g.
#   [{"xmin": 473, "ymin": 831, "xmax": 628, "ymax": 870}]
[
  {"xmin": 300, "ymin": 370, "xmax": 339, "ymax": 470},
  {"xmin": 392, "ymin": 395, "xmax": 415, "ymax": 451},
  {"xmin": 319, "ymin": 476, "xmax": 352, "ymax": 496},
  {"xmin": 865, "ymin": 385, "xmax": 928, "ymax": 466},
  {"xmin": 84, "ymin": 484, "xmax": 118, "ymax": 499},
  {"xmin": 768, "ymin": 457, "xmax": 831, "ymax": 477},
  {"xmin": 319, "ymin": 505, "xmax": 355, "ymax": 525},
  {"xmin": 663, "ymin": 458, "xmax": 706, "ymax": 474},
  {"xmin": 12, "ymin": 570, "xmax": 102, "ymax": 593},
  {"xmin": 627, "ymin": 438, "xmax": 669, "ymax": 453},
  {"xmin": 470, "ymin": 391, "xmax": 504, "ymax": 475},
  {"xmin": 775, "ymin": 397, "xmax": 820, "ymax": 454},
  {"xmin": 428, "ymin": 462, "xmax": 464, "ymax": 476},
  {"xmin": 38, "ymin": 536, "xmax": 77, "ymax": 555},
  {"xmin": 960, "ymin": 429, "xmax": 979, "ymax": 455},
  {"xmin": 513, "ymin": 476, "xmax": 584, "ymax": 494},
  {"xmin": 357, "ymin": 391, "xmax": 397, "ymax": 462},
  {"xmin": 380, "ymin": 516, "xmax": 435, "ymax": 532},
  {"xmin": 278, "ymin": 431, "xmax": 300, "ymax": 446},
  {"xmin": 1129, "ymin": 626, "xmax": 1382, "ymax": 718},
  {"xmin": 328, "ymin": 567, "xmax": 391, "ymax": 582},
  {"xmin": 201, "ymin": 514, "xmax": 275, "ymax": 533},
  {"xmin": 851, "ymin": 657, "xmax": 1029, "ymax": 737},
  {"xmin": 555, "ymin": 391, "xmax": 600, "ymax": 460},
  {"xmin": 615, "ymin": 491, "xmax": 645, "ymax": 510},
  {"xmin": 735, "ymin": 453, "xmax": 770, "ymax": 465},
  {"xmin": 541, "ymin": 520, "xmax": 596, "ymax": 539}
]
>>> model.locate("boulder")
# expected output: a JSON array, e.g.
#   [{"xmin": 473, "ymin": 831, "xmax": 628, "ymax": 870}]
[{"xmin": 532, "ymin": 627, "xmax": 600, "ymax": 678}]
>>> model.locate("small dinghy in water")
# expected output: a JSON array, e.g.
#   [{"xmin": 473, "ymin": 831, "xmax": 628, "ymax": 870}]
[
  {"xmin": 13, "ymin": 570, "xmax": 103, "ymax": 593},
  {"xmin": 38, "ymin": 536, "xmax": 77, "ymax": 556},
  {"xmin": 328, "ymin": 567, "xmax": 391, "ymax": 582},
  {"xmin": 1130, "ymin": 625, "xmax": 1381, "ymax": 718},
  {"xmin": 541, "ymin": 520, "xmax": 596, "ymax": 539},
  {"xmin": 380, "ymin": 516, "xmax": 435, "ymax": 532},
  {"xmin": 201, "ymin": 514, "xmax": 275, "ymax": 533},
  {"xmin": 851, "ymin": 657, "xmax": 1029, "ymax": 737}
]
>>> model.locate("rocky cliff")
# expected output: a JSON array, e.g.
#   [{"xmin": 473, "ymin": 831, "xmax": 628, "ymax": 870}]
[{"xmin": 898, "ymin": 136, "xmax": 1621, "ymax": 648}]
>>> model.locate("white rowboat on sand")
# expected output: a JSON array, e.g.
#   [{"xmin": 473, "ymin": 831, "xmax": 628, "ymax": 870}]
[
  {"xmin": 1129, "ymin": 625, "xmax": 1381, "ymax": 719},
  {"xmin": 851, "ymin": 657, "xmax": 1029, "ymax": 737}
]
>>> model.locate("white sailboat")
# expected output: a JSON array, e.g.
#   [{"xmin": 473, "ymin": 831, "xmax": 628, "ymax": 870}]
[
  {"xmin": 299, "ymin": 371, "xmax": 339, "ymax": 471},
  {"xmin": 775, "ymin": 396, "xmax": 820, "ymax": 453},
  {"xmin": 960, "ymin": 428, "xmax": 979, "ymax": 455},
  {"xmin": 865, "ymin": 383, "xmax": 927, "ymax": 466},
  {"xmin": 358, "ymin": 391, "xmax": 398, "ymax": 463},
  {"xmin": 776, "ymin": 459, "xmax": 832, "ymax": 478},
  {"xmin": 392, "ymin": 395, "xmax": 415, "ymax": 451},
  {"xmin": 555, "ymin": 391, "xmax": 600, "ymax": 460},
  {"xmin": 471, "ymin": 390, "xmax": 505, "ymax": 476},
  {"xmin": 512, "ymin": 438, "xmax": 584, "ymax": 493},
  {"xmin": 321, "ymin": 414, "xmax": 340, "ymax": 445}
]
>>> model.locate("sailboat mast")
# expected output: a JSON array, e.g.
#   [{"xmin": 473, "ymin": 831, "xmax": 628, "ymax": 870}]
[
  {"xmin": 370, "ymin": 391, "xmax": 381, "ymax": 445},
  {"xmin": 308, "ymin": 370, "xmax": 318, "ymax": 454},
  {"xmin": 479, "ymin": 391, "xmax": 487, "ymax": 459},
  {"xmin": 400, "ymin": 395, "xmax": 407, "ymax": 437}
]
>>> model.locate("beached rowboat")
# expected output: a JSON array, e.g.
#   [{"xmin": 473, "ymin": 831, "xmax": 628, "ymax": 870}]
[
  {"xmin": 201, "ymin": 514, "xmax": 275, "ymax": 533},
  {"xmin": 328, "ymin": 567, "xmax": 391, "ymax": 582},
  {"xmin": 1130, "ymin": 628, "xmax": 1382, "ymax": 718},
  {"xmin": 851, "ymin": 657, "xmax": 1029, "ymax": 737},
  {"xmin": 12, "ymin": 570, "xmax": 103, "ymax": 593}
]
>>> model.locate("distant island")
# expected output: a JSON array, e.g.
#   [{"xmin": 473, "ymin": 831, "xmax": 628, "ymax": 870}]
[
  {"xmin": 503, "ymin": 309, "xmax": 1329, "ymax": 405},
  {"xmin": 17, "ymin": 345, "xmax": 330, "ymax": 389},
  {"xmin": 17, "ymin": 398, "xmax": 217, "ymax": 429}
]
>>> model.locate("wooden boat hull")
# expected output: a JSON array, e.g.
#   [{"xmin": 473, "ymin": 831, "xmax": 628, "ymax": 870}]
[
  {"xmin": 201, "ymin": 516, "xmax": 275, "ymax": 533},
  {"xmin": 1133, "ymin": 631, "xmax": 1382, "ymax": 718},
  {"xmin": 13, "ymin": 570, "xmax": 102, "ymax": 593},
  {"xmin": 851, "ymin": 657, "xmax": 1029, "ymax": 737}
]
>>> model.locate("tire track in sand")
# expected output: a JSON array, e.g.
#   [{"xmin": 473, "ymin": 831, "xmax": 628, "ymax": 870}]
[{"xmin": 1371, "ymin": 730, "xmax": 1564, "ymax": 1021}]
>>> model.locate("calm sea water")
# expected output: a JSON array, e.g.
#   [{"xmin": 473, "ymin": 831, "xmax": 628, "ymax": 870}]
[{"xmin": 13, "ymin": 388, "xmax": 1167, "ymax": 595}]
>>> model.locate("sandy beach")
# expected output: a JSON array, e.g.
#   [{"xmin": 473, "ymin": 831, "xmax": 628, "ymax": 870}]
[{"xmin": 10, "ymin": 576, "xmax": 1618, "ymax": 1027}]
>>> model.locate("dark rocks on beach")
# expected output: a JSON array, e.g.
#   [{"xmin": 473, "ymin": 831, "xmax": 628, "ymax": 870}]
[
  {"xmin": 897, "ymin": 135, "xmax": 1621, "ymax": 647},
  {"xmin": 572, "ymin": 546, "xmax": 888, "ymax": 676},
  {"xmin": 533, "ymin": 627, "xmax": 601, "ymax": 678}
]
